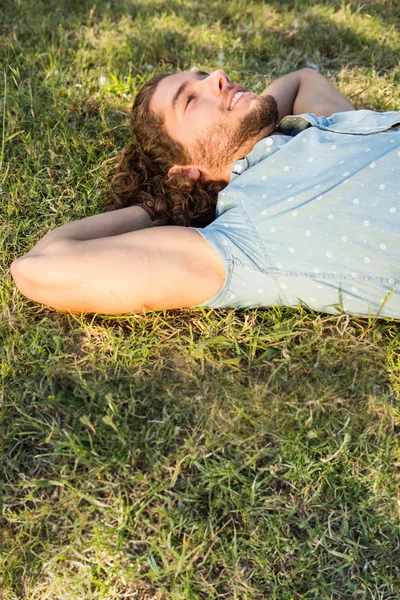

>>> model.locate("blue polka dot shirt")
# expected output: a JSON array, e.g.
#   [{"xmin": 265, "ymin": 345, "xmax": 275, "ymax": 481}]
[{"xmin": 190, "ymin": 110, "xmax": 400, "ymax": 318}]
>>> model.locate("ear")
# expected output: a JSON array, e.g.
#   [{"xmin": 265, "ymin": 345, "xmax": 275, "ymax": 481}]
[{"xmin": 167, "ymin": 165, "xmax": 202, "ymax": 181}]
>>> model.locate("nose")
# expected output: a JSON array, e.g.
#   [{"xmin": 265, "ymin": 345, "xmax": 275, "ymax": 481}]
[{"xmin": 207, "ymin": 69, "xmax": 231, "ymax": 96}]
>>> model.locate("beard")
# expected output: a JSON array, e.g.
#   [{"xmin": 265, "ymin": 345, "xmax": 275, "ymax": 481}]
[{"xmin": 189, "ymin": 93, "xmax": 278, "ymax": 176}]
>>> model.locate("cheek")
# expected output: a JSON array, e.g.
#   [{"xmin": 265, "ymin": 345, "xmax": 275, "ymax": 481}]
[
  {"xmin": 188, "ymin": 105, "xmax": 225, "ymax": 137},
  {"xmin": 188, "ymin": 105, "xmax": 207, "ymax": 129},
  {"xmin": 181, "ymin": 113, "xmax": 207, "ymax": 144}
]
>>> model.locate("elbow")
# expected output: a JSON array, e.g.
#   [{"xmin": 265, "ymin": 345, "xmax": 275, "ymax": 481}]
[
  {"xmin": 10, "ymin": 257, "xmax": 26, "ymax": 291},
  {"xmin": 10, "ymin": 258, "xmax": 19, "ymax": 283},
  {"xmin": 10, "ymin": 243, "xmax": 84, "ymax": 312},
  {"xmin": 10, "ymin": 256, "xmax": 38, "ymax": 302},
  {"xmin": 10, "ymin": 255, "xmax": 67, "ymax": 311},
  {"xmin": 10, "ymin": 240, "xmax": 73, "ymax": 305}
]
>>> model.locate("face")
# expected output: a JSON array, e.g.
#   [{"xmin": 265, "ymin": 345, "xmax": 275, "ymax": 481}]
[{"xmin": 149, "ymin": 69, "xmax": 278, "ymax": 181}]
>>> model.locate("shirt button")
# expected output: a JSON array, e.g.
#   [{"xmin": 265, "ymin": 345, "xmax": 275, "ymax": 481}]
[
  {"xmin": 234, "ymin": 163, "xmax": 243, "ymax": 172},
  {"xmin": 265, "ymin": 138, "xmax": 274, "ymax": 146}
]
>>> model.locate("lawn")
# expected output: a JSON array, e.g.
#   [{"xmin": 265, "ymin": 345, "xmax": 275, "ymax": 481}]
[{"xmin": 1, "ymin": 0, "xmax": 400, "ymax": 598}]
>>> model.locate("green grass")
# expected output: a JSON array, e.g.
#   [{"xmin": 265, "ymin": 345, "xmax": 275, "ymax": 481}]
[{"xmin": 1, "ymin": 0, "xmax": 400, "ymax": 598}]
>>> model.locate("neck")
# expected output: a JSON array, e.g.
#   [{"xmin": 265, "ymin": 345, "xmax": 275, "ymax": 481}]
[{"xmin": 220, "ymin": 127, "xmax": 278, "ymax": 182}]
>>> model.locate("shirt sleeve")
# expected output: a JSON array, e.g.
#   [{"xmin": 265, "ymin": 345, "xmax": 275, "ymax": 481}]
[
  {"xmin": 188, "ymin": 226, "xmax": 234, "ymax": 308},
  {"xmin": 188, "ymin": 215, "xmax": 284, "ymax": 311}
]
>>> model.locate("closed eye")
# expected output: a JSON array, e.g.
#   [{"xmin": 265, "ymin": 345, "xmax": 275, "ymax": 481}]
[{"xmin": 185, "ymin": 94, "xmax": 196, "ymax": 110}]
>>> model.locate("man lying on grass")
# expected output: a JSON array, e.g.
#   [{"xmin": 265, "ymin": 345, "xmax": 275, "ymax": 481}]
[{"xmin": 11, "ymin": 68, "xmax": 400, "ymax": 318}]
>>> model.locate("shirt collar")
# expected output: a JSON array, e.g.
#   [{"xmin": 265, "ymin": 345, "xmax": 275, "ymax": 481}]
[
  {"xmin": 229, "ymin": 115, "xmax": 313, "ymax": 182},
  {"xmin": 229, "ymin": 133, "xmax": 285, "ymax": 182}
]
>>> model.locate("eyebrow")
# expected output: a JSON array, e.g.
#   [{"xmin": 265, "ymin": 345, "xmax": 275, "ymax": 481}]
[{"xmin": 171, "ymin": 71, "xmax": 209, "ymax": 113}]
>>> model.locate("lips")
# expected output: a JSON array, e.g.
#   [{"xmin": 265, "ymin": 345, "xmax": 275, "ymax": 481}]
[{"xmin": 227, "ymin": 86, "xmax": 245, "ymax": 110}]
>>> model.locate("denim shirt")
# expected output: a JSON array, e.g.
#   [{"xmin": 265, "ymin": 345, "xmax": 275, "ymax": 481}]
[{"xmin": 189, "ymin": 110, "xmax": 400, "ymax": 318}]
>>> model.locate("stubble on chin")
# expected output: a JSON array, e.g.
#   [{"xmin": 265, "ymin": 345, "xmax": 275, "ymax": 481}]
[{"xmin": 190, "ymin": 93, "xmax": 279, "ymax": 176}]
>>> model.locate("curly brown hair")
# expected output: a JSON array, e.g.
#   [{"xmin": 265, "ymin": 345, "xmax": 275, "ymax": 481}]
[{"xmin": 104, "ymin": 73, "xmax": 227, "ymax": 228}]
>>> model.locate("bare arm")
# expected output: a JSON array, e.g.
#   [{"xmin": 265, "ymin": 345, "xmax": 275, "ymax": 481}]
[
  {"xmin": 24, "ymin": 205, "xmax": 165, "ymax": 256},
  {"xmin": 10, "ymin": 206, "xmax": 225, "ymax": 314},
  {"xmin": 10, "ymin": 226, "xmax": 225, "ymax": 314},
  {"xmin": 262, "ymin": 68, "xmax": 355, "ymax": 122}
]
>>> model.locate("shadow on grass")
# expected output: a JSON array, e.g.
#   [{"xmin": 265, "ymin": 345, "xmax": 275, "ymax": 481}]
[{"xmin": 3, "ymin": 308, "xmax": 400, "ymax": 596}]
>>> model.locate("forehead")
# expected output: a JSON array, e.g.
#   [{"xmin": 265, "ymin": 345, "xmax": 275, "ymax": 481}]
[{"xmin": 150, "ymin": 71, "xmax": 204, "ymax": 119}]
